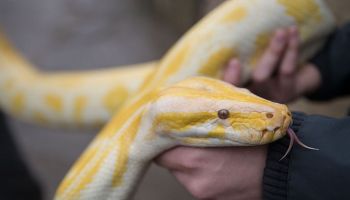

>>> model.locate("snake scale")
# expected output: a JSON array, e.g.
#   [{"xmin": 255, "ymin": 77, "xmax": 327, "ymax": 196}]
[{"xmin": 0, "ymin": 0, "xmax": 335, "ymax": 199}]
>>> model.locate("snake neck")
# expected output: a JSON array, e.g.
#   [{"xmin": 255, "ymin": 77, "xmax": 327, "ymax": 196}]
[{"xmin": 55, "ymin": 101, "xmax": 175, "ymax": 200}]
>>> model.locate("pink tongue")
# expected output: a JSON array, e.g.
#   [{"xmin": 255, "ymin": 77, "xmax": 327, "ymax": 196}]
[{"xmin": 279, "ymin": 128, "xmax": 319, "ymax": 161}]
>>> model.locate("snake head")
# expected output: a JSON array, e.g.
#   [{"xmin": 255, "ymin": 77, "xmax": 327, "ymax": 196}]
[{"xmin": 151, "ymin": 77, "xmax": 291, "ymax": 146}]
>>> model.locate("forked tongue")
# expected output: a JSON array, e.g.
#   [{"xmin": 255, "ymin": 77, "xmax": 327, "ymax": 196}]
[{"xmin": 279, "ymin": 128, "xmax": 319, "ymax": 161}]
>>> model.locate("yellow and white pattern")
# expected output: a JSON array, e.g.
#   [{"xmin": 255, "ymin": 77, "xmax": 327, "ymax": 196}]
[
  {"xmin": 0, "ymin": 0, "xmax": 335, "ymax": 127},
  {"xmin": 56, "ymin": 77, "xmax": 291, "ymax": 200},
  {"xmin": 0, "ymin": 35, "xmax": 155, "ymax": 126},
  {"xmin": 0, "ymin": 0, "xmax": 335, "ymax": 199}
]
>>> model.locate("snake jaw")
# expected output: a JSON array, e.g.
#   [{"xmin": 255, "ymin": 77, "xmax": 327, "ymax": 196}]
[{"xmin": 279, "ymin": 128, "xmax": 319, "ymax": 161}]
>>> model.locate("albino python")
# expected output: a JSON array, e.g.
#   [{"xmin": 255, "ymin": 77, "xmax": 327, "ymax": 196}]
[{"xmin": 0, "ymin": 0, "xmax": 335, "ymax": 199}]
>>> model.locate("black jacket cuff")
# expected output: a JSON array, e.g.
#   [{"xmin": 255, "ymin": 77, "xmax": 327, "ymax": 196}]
[{"xmin": 263, "ymin": 112, "xmax": 307, "ymax": 200}]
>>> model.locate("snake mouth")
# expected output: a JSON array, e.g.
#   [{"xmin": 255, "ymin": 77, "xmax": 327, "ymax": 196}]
[
  {"xmin": 259, "ymin": 112, "xmax": 292, "ymax": 144},
  {"xmin": 273, "ymin": 111, "xmax": 292, "ymax": 140},
  {"xmin": 283, "ymin": 112, "xmax": 292, "ymax": 131}
]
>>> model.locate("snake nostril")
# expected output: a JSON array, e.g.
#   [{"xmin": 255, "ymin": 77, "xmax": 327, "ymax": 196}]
[{"xmin": 266, "ymin": 113, "xmax": 274, "ymax": 119}]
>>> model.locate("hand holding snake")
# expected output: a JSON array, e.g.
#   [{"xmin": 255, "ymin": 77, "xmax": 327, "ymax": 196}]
[
  {"xmin": 156, "ymin": 26, "xmax": 323, "ymax": 200},
  {"xmin": 0, "ymin": 0, "xmax": 335, "ymax": 199}
]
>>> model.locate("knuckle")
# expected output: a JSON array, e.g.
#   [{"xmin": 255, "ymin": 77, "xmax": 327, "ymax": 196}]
[
  {"xmin": 182, "ymin": 150, "xmax": 205, "ymax": 169},
  {"xmin": 181, "ymin": 158, "xmax": 197, "ymax": 170},
  {"xmin": 187, "ymin": 180, "xmax": 213, "ymax": 200},
  {"xmin": 175, "ymin": 153, "xmax": 201, "ymax": 170},
  {"xmin": 269, "ymin": 44, "xmax": 284, "ymax": 55}
]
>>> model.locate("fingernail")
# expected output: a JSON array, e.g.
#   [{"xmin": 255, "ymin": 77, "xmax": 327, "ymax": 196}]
[
  {"xmin": 289, "ymin": 26, "xmax": 298, "ymax": 36},
  {"xmin": 229, "ymin": 58, "xmax": 240, "ymax": 67}
]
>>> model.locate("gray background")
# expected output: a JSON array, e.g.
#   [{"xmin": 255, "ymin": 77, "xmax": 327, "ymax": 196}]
[{"xmin": 0, "ymin": 0, "xmax": 349, "ymax": 199}]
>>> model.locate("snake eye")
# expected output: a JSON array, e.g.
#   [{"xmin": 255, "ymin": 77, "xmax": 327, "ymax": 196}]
[{"xmin": 218, "ymin": 109, "xmax": 230, "ymax": 119}]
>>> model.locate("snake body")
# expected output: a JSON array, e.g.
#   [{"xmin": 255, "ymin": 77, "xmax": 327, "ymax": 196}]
[
  {"xmin": 0, "ymin": 0, "xmax": 334, "ymax": 128},
  {"xmin": 56, "ymin": 76, "xmax": 291, "ymax": 199},
  {"xmin": 0, "ymin": 0, "xmax": 335, "ymax": 199},
  {"xmin": 0, "ymin": 36, "xmax": 155, "ymax": 126}
]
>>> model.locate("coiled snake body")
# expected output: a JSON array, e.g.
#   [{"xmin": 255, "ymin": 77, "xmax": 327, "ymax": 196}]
[{"xmin": 0, "ymin": 0, "xmax": 335, "ymax": 199}]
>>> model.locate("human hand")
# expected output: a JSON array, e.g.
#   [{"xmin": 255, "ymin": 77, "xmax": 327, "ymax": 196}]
[
  {"xmin": 155, "ymin": 146, "xmax": 267, "ymax": 200},
  {"xmin": 223, "ymin": 27, "xmax": 322, "ymax": 103},
  {"xmin": 155, "ymin": 27, "xmax": 319, "ymax": 200}
]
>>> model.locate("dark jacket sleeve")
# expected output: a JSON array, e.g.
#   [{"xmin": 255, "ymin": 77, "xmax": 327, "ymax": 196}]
[
  {"xmin": 263, "ymin": 112, "xmax": 350, "ymax": 200},
  {"xmin": 0, "ymin": 112, "xmax": 42, "ymax": 200},
  {"xmin": 308, "ymin": 23, "xmax": 350, "ymax": 100}
]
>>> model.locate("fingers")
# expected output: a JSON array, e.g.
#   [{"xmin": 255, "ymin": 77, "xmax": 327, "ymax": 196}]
[
  {"xmin": 223, "ymin": 58, "xmax": 241, "ymax": 85},
  {"xmin": 280, "ymin": 26, "xmax": 299, "ymax": 75},
  {"xmin": 223, "ymin": 26, "xmax": 299, "ymax": 89},
  {"xmin": 155, "ymin": 146, "xmax": 196, "ymax": 171},
  {"xmin": 252, "ymin": 28, "xmax": 288, "ymax": 82}
]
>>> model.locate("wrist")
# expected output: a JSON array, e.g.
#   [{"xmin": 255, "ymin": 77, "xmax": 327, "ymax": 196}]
[{"xmin": 242, "ymin": 145, "xmax": 267, "ymax": 200}]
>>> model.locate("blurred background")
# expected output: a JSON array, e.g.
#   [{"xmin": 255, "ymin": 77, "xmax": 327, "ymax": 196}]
[{"xmin": 0, "ymin": 0, "xmax": 349, "ymax": 199}]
